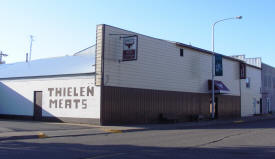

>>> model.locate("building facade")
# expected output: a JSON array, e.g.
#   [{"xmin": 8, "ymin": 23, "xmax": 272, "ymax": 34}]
[
  {"xmin": 261, "ymin": 63, "xmax": 275, "ymax": 114},
  {"xmin": 240, "ymin": 65, "xmax": 262, "ymax": 116},
  {"xmin": 96, "ymin": 24, "xmax": 261, "ymax": 124},
  {"xmin": 0, "ymin": 52, "xmax": 101, "ymax": 124},
  {"xmin": 0, "ymin": 24, "xmax": 263, "ymax": 125}
]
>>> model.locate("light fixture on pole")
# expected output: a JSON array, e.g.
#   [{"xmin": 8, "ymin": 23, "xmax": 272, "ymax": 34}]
[{"xmin": 211, "ymin": 16, "xmax": 242, "ymax": 119}]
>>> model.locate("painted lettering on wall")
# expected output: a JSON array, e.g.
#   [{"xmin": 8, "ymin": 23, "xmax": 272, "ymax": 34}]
[{"xmin": 47, "ymin": 86, "xmax": 94, "ymax": 109}]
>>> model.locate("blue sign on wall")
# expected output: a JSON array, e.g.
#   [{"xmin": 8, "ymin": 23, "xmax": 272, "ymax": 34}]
[{"xmin": 215, "ymin": 54, "xmax": 223, "ymax": 76}]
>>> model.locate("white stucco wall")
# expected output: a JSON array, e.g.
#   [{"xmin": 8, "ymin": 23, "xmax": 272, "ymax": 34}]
[
  {"xmin": 100, "ymin": 25, "xmax": 240, "ymax": 96},
  {"xmin": 261, "ymin": 63, "xmax": 275, "ymax": 113},
  {"xmin": 0, "ymin": 75, "xmax": 100, "ymax": 119},
  {"xmin": 240, "ymin": 66, "xmax": 262, "ymax": 116}
]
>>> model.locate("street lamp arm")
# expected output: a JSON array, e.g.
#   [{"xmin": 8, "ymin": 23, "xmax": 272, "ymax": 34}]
[
  {"xmin": 212, "ymin": 16, "xmax": 242, "ymax": 52},
  {"xmin": 213, "ymin": 17, "xmax": 236, "ymax": 27}
]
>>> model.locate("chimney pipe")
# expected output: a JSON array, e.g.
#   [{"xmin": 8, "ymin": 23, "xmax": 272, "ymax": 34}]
[{"xmin": 26, "ymin": 53, "xmax": 28, "ymax": 62}]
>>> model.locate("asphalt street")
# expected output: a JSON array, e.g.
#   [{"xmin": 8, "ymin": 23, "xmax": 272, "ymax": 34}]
[{"xmin": 1, "ymin": 119, "xmax": 275, "ymax": 159}]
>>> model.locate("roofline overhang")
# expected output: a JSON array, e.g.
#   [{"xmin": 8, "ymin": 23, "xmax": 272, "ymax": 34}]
[
  {"xmin": 175, "ymin": 42, "xmax": 261, "ymax": 70},
  {"xmin": 0, "ymin": 72, "xmax": 95, "ymax": 80}
]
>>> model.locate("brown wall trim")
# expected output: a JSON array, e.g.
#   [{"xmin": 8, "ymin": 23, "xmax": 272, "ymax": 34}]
[
  {"xmin": 216, "ymin": 94, "xmax": 241, "ymax": 119},
  {"xmin": 176, "ymin": 42, "xmax": 261, "ymax": 69},
  {"xmin": 101, "ymin": 86, "xmax": 241, "ymax": 125},
  {"xmin": 0, "ymin": 114, "xmax": 100, "ymax": 125},
  {"xmin": 100, "ymin": 24, "xmax": 106, "ymax": 125}
]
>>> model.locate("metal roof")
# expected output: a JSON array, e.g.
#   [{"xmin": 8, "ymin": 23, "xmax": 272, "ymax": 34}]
[{"xmin": 0, "ymin": 51, "xmax": 95, "ymax": 79}]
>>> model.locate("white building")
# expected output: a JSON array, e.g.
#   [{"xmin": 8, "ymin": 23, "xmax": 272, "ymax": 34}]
[
  {"xmin": 0, "ymin": 24, "xmax": 262, "ymax": 125},
  {"xmin": 0, "ymin": 47, "xmax": 101, "ymax": 124}
]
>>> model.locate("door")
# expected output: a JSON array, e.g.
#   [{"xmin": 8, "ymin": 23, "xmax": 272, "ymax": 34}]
[
  {"xmin": 267, "ymin": 98, "xmax": 271, "ymax": 113},
  {"xmin": 253, "ymin": 98, "xmax": 257, "ymax": 115},
  {"xmin": 33, "ymin": 91, "xmax": 43, "ymax": 120},
  {"xmin": 260, "ymin": 98, "xmax": 262, "ymax": 114}
]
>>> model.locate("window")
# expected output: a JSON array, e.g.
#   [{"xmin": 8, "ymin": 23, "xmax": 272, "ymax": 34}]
[
  {"xmin": 264, "ymin": 76, "xmax": 268, "ymax": 88},
  {"xmin": 267, "ymin": 98, "xmax": 271, "ymax": 113},
  {"xmin": 268, "ymin": 76, "xmax": 272, "ymax": 88},
  {"xmin": 180, "ymin": 48, "xmax": 184, "ymax": 57},
  {"xmin": 246, "ymin": 77, "xmax": 251, "ymax": 88}
]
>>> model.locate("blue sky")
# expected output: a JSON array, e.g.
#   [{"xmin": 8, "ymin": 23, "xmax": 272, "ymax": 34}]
[{"xmin": 0, "ymin": 0, "xmax": 274, "ymax": 66}]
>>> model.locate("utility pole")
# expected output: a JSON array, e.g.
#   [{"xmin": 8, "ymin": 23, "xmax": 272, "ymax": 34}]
[
  {"xmin": 0, "ymin": 51, "xmax": 8, "ymax": 64},
  {"xmin": 211, "ymin": 16, "xmax": 242, "ymax": 119},
  {"xmin": 29, "ymin": 35, "xmax": 34, "ymax": 62}
]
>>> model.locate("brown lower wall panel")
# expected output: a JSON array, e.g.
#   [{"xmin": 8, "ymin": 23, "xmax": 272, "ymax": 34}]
[
  {"xmin": 101, "ymin": 86, "xmax": 241, "ymax": 125},
  {"xmin": 216, "ymin": 95, "xmax": 241, "ymax": 119}
]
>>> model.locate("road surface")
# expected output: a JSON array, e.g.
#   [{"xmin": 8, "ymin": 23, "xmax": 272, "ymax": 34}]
[{"xmin": 1, "ymin": 119, "xmax": 275, "ymax": 159}]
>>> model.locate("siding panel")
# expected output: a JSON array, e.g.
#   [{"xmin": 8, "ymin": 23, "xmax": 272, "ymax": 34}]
[
  {"xmin": 240, "ymin": 66, "xmax": 262, "ymax": 116},
  {"xmin": 101, "ymin": 86, "xmax": 240, "ymax": 125},
  {"xmin": 102, "ymin": 25, "xmax": 240, "ymax": 96}
]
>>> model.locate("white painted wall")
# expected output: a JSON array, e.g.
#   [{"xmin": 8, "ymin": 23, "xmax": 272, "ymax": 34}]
[
  {"xmin": 240, "ymin": 66, "xmax": 262, "ymax": 116},
  {"xmin": 261, "ymin": 63, "xmax": 275, "ymax": 114},
  {"xmin": 101, "ymin": 25, "xmax": 240, "ymax": 96},
  {"xmin": 0, "ymin": 75, "xmax": 100, "ymax": 119}
]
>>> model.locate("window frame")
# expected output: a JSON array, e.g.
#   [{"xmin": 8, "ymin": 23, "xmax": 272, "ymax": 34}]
[
  {"xmin": 246, "ymin": 77, "xmax": 251, "ymax": 88},
  {"xmin": 180, "ymin": 48, "xmax": 184, "ymax": 57}
]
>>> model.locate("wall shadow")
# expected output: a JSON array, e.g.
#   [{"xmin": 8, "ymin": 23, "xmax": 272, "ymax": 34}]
[
  {"xmin": 0, "ymin": 141, "xmax": 274, "ymax": 159},
  {"xmin": 112, "ymin": 118, "xmax": 275, "ymax": 132},
  {"xmin": 0, "ymin": 82, "xmax": 100, "ymax": 125},
  {"xmin": 0, "ymin": 82, "xmax": 62, "ymax": 122},
  {"xmin": 1, "ymin": 82, "xmax": 275, "ymax": 131}
]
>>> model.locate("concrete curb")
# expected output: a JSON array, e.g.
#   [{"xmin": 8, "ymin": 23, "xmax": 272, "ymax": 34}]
[
  {"xmin": 101, "ymin": 129, "xmax": 123, "ymax": 133},
  {"xmin": 1, "ymin": 114, "xmax": 274, "ymax": 140},
  {"xmin": 0, "ymin": 132, "xmax": 48, "ymax": 141},
  {"xmin": 97, "ymin": 114, "xmax": 275, "ymax": 133}
]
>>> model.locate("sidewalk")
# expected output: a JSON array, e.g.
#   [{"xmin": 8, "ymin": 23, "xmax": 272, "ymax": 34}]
[
  {"xmin": 1, "ymin": 114, "xmax": 275, "ymax": 141},
  {"xmin": 110, "ymin": 113, "xmax": 275, "ymax": 132}
]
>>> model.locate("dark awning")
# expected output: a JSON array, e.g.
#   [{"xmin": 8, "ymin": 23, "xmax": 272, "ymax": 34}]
[{"xmin": 208, "ymin": 80, "xmax": 230, "ymax": 94}]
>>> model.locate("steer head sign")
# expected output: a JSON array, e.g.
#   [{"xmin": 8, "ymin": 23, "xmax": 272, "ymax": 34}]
[
  {"xmin": 125, "ymin": 39, "xmax": 134, "ymax": 49},
  {"xmin": 122, "ymin": 35, "xmax": 138, "ymax": 61}
]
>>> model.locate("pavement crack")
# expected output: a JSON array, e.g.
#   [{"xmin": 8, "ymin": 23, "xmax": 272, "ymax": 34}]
[
  {"xmin": 83, "ymin": 152, "xmax": 128, "ymax": 159},
  {"xmin": 196, "ymin": 132, "xmax": 244, "ymax": 147}
]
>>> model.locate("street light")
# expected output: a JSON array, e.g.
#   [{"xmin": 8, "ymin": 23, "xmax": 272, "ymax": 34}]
[{"xmin": 211, "ymin": 16, "xmax": 242, "ymax": 119}]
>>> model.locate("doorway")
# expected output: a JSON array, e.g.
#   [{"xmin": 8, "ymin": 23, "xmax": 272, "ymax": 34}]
[
  {"xmin": 33, "ymin": 91, "xmax": 43, "ymax": 121},
  {"xmin": 260, "ymin": 98, "xmax": 262, "ymax": 114},
  {"xmin": 253, "ymin": 98, "xmax": 257, "ymax": 115},
  {"xmin": 267, "ymin": 98, "xmax": 271, "ymax": 113}
]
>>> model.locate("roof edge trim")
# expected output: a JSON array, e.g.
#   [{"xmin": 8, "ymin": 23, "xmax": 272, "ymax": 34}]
[{"xmin": 0, "ymin": 72, "xmax": 95, "ymax": 80}]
